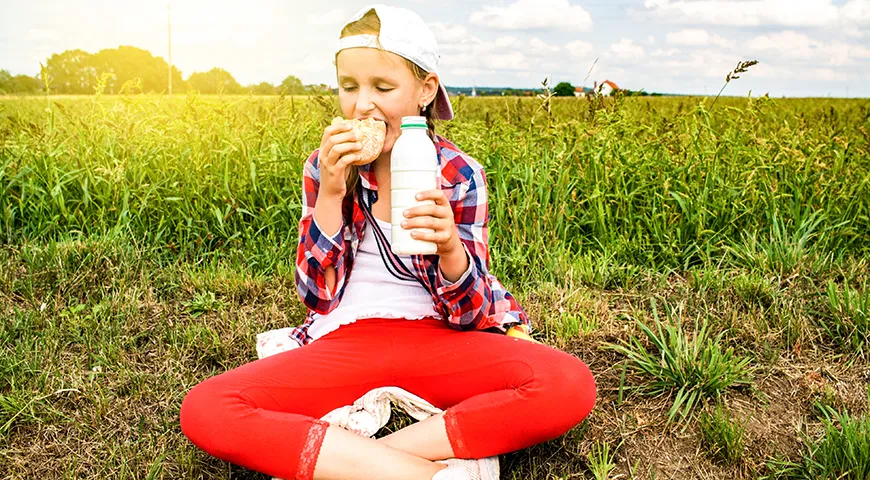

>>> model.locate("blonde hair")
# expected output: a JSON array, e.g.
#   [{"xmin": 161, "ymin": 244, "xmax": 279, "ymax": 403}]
[{"xmin": 337, "ymin": 8, "xmax": 440, "ymax": 199}]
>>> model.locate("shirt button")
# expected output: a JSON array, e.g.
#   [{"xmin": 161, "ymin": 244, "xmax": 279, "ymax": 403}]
[{"xmin": 327, "ymin": 251, "xmax": 334, "ymax": 258}]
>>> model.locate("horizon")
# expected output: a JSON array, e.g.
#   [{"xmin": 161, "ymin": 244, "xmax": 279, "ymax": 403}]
[{"xmin": 2, "ymin": 0, "xmax": 869, "ymax": 98}]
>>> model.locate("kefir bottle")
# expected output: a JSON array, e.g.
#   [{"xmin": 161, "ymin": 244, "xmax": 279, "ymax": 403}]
[{"xmin": 390, "ymin": 116, "xmax": 439, "ymax": 255}]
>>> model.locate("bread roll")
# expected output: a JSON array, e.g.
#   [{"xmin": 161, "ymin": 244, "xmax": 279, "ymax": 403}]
[{"xmin": 331, "ymin": 117, "xmax": 386, "ymax": 165}]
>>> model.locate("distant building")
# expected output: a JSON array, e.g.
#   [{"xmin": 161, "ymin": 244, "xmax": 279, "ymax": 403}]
[
  {"xmin": 594, "ymin": 80, "xmax": 620, "ymax": 96},
  {"xmin": 574, "ymin": 86, "xmax": 593, "ymax": 97},
  {"xmin": 575, "ymin": 80, "xmax": 621, "ymax": 97}
]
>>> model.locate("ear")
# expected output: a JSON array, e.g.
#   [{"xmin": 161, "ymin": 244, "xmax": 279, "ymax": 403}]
[{"xmin": 420, "ymin": 72, "xmax": 439, "ymax": 107}]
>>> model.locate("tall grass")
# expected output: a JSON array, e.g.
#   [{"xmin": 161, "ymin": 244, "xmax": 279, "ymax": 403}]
[{"xmin": 2, "ymin": 94, "xmax": 869, "ymax": 288}]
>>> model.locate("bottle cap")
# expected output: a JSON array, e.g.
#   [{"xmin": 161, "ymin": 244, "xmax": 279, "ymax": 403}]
[{"xmin": 401, "ymin": 116, "xmax": 427, "ymax": 129}]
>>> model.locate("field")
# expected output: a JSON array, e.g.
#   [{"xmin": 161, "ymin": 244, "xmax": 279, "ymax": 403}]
[{"xmin": 1, "ymin": 92, "xmax": 869, "ymax": 479}]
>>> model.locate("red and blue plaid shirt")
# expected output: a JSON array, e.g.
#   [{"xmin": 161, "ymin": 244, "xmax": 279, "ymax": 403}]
[{"xmin": 291, "ymin": 134, "xmax": 531, "ymax": 347}]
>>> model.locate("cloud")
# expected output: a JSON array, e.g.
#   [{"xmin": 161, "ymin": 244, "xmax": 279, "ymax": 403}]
[
  {"xmin": 641, "ymin": 0, "xmax": 870, "ymax": 27},
  {"xmin": 651, "ymin": 47, "xmax": 681, "ymax": 57},
  {"xmin": 747, "ymin": 31, "xmax": 870, "ymax": 67},
  {"xmin": 430, "ymin": 22, "xmax": 471, "ymax": 43},
  {"xmin": 666, "ymin": 29, "xmax": 735, "ymax": 48},
  {"xmin": 607, "ymin": 39, "xmax": 645, "ymax": 60},
  {"xmin": 565, "ymin": 39, "xmax": 594, "ymax": 57},
  {"xmin": 470, "ymin": 0, "xmax": 593, "ymax": 31},
  {"xmin": 843, "ymin": 0, "xmax": 870, "ymax": 24}
]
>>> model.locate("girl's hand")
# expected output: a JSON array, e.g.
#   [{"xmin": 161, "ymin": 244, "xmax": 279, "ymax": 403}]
[
  {"xmin": 400, "ymin": 189, "xmax": 462, "ymax": 257},
  {"xmin": 317, "ymin": 118, "xmax": 362, "ymax": 199}
]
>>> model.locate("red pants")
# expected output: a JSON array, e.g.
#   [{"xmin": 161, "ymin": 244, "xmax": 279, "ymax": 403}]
[{"xmin": 180, "ymin": 317, "xmax": 596, "ymax": 479}]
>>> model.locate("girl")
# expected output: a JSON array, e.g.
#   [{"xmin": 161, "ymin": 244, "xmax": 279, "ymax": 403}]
[{"xmin": 180, "ymin": 5, "xmax": 596, "ymax": 480}]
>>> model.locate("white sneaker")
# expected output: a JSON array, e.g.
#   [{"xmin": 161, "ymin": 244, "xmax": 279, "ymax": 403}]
[{"xmin": 433, "ymin": 456, "xmax": 499, "ymax": 480}]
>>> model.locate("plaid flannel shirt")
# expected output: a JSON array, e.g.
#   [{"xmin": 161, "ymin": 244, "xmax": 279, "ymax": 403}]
[{"xmin": 291, "ymin": 134, "xmax": 530, "ymax": 347}]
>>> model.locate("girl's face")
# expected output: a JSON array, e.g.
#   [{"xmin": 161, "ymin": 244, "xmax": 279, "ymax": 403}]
[{"xmin": 336, "ymin": 47, "xmax": 438, "ymax": 157}]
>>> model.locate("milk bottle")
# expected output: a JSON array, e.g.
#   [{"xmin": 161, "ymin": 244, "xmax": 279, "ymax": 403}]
[{"xmin": 390, "ymin": 116, "xmax": 439, "ymax": 255}]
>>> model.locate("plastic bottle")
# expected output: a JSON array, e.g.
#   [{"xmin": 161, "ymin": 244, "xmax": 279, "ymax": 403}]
[{"xmin": 390, "ymin": 116, "xmax": 439, "ymax": 255}]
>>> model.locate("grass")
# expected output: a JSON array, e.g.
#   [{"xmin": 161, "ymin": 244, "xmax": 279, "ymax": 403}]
[
  {"xmin": 821, "ymin": 279, "xmax": 869, "ymax": 356},
  {"xmin": 605, "ymin": 299, "xmax": 753, "ymax": 423},
  {"xmin": 698, "ymin": 402, "xmax": 748, "ymax": 465},
  {"xmin": 766, "ymin": 404, "xmax": 870, "ymax": 479},
  {"xmin": 1, "ymin": 92, "xmax": 869, "ymax": 478}
]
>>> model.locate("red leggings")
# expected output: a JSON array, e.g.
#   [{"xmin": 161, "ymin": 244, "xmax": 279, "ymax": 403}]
[{"xmin": 180, "ymin": 317, "xmax": 596, "ymax": 479}]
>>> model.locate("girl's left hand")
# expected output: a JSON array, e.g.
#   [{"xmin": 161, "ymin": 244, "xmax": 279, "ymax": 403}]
[{"xmin": 400, "ymin": 189, "xmax": 462, "ymax": 257}]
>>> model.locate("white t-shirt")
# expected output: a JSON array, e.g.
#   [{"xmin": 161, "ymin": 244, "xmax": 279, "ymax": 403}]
[{"xmin": 306, "ymin": 216, "xmax": 440, "ymax": 341}]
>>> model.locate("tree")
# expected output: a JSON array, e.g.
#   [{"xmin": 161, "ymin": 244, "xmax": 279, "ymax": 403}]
[
  {"xmin": 44, "ymin": 49, "xmax": 97, "ymax": 94},
  {"xmin": 187, "ymin": 68, "xmax": 243, "ymax": 94},
  {"xmin": 249, "ymin": 82, "xmax": 276, "ymax": 95},
  {"xmin": 7, "ymin": 74, "xmax": 42, "ymax": 93},
  {"xmin": 40, "ymin": 46, "xmax": 186, "ymax": 94},
  {"xmin": 90, "ymin": 46, "xmax": 186, "ymax": 94},
  {"xmin": 279, "ymin": 75, "xmax": 304, "ymax": 95},
  {"xmin": 553, "ymin": 81, "xmax": 575, "ymax": 97}
]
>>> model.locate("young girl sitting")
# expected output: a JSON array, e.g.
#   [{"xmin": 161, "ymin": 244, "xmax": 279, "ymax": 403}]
[{"xmin": 180, "ymin": 5, "xmax": 596, "ymax": 480}]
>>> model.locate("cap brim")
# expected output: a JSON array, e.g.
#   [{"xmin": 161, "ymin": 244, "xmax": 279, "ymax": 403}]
[{"xmin": 434, "ymin": 82, "xmax": 454, "ymax": 121}]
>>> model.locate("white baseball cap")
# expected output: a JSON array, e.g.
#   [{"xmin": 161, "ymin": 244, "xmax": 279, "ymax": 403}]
[{"xmin": 335, "ymin": 4, "xmax": 455, "ymax": 121}]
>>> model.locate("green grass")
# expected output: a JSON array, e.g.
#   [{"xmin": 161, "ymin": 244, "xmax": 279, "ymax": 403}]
[
  {"xmin": 1, "ymin": 93, "xmax": 869, "ymax": 478},
  {"xmin": 699, "ymin": 403, "xmax": 748, "ymax": 464},
  {"xmin": 821, "ymin": 279, "xmax": 869, "ymax": 355},
  {"xmin": 605, "ymin": 299, "xmax": 753, "ymax": 423},
  {"xmin": 766, "ymin": 404, "xmax": 870, "ymax": 479}
]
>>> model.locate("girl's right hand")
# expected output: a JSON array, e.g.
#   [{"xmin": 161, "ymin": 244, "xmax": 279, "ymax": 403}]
[{"xmin": 318, "ymin": 118, "xmax": 362, "ymax": 199}]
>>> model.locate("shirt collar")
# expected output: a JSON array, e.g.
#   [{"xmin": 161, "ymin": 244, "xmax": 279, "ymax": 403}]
[{"xmin": 358, "ymin": 162, "xmax": 377, "ymax": 191}]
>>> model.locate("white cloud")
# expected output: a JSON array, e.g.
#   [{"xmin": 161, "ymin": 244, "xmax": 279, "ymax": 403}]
[
  {"xmin": 470, "ymin": 0, "xmax": 593, "ymax": 31},
  {"xmin": 656, "ymin": 49, "xmax": 743, "ymax": 77},
  {"xmin": 651, "ymin": 47, "xmax": 681, "ymax": 57},
  {"xmin": 666, "ymin": 29, "xmax": 736, "ymax": 48},
  {"xmin": 607, "ymin": 39, "xmax": 645, "ymax": 60},
  {"xmin": 747, "ymin": 31, "xmax": 870, "ymax": 67},
  {"xmin": 843, "ymin": 0, "xmax": 870, "ymax": 24},
  {"xmin": 641, "ymin": 0, "xmax": 870, "ymax": 27},
  {"xmin": 430, "ymin": 22, "xmax": 471, "ymax": 43},
  {"xmin": 565, "ymin": 39, "xmax": 594, "ymax": 57},
  {"xmin": 806, "ymin": 67, "xmax": 853, "ymax": 81},
  {"xmin": 530, "ymin": 37, "xmax": 561, "ymax": 54}
]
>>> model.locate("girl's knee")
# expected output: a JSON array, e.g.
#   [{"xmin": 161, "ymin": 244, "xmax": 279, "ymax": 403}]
[
  {"xmin": 179, "ymin": 382, "xmax": 208, "ymax": 442},
  {"xmin": 534, "ymin": 351, "xmax": 597, "ymax": 427},
  {"xmin": 180, "ymin": 378, "xmax": 229, "ymax": 451}
]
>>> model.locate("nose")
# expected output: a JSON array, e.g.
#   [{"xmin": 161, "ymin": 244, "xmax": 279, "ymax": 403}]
[{"xmin": 355, "ymin": 87, "xmax": 375, "ymax": 114}]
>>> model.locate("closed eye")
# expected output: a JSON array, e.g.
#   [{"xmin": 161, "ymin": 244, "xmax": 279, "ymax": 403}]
[{"xmin": 341, "ymin": 86, "xmax": 393, "ymax": 93}]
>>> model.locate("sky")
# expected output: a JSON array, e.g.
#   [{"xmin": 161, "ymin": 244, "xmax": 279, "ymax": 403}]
[{"xmin": 1, "ymin": 0, "xmax": 869, "ymax": 97}]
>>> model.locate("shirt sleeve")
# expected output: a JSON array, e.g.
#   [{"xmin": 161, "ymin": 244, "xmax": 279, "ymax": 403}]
[
  {"xmin": 294, "ymin": 150, "xmax": 349, "ymax": 314},
  {"xmin": 433, "ymin": 167, "xmax": 501, "ymax": 331}
]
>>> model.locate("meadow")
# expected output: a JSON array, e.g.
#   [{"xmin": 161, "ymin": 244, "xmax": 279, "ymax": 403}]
[{"xmin": 1, "ymin": 92, "xmax": 869, "ymax": 479}]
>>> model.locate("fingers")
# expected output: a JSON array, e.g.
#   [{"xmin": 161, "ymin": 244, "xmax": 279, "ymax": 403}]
[
  {"xmin": 330, "ymin": 141, "xmax": 362, "ymax": 159},
  {"xmin": 323, "ymin": 131, "xmax": 358, "ymax": 156},
  {"xmin": 402, "ymin": 201, "xmax": 452, "ymax": 221},
  {"xmin": 320, "ymin": 122, "xmax": 357, "ymax": 163},
  {"xmin": 401, "ymin": 214, "xmax": 441, "ymax": 230},
  {"xmin": 408, "ymin": 229, "xmax": 453, "ymax": 244},
  {"xmin": 413, "ymin": 189, "xmax": 449, "ymax": 206}
]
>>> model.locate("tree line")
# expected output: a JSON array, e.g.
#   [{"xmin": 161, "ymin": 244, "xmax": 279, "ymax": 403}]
[{"xmin": 0, "ymin": 46, "xmax": 323, "ymax": 95}]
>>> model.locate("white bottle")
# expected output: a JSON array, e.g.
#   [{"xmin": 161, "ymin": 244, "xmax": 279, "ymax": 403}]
[{"xmin": 391, "ymin": 116, "xmax": 439, "ymax": 255}]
